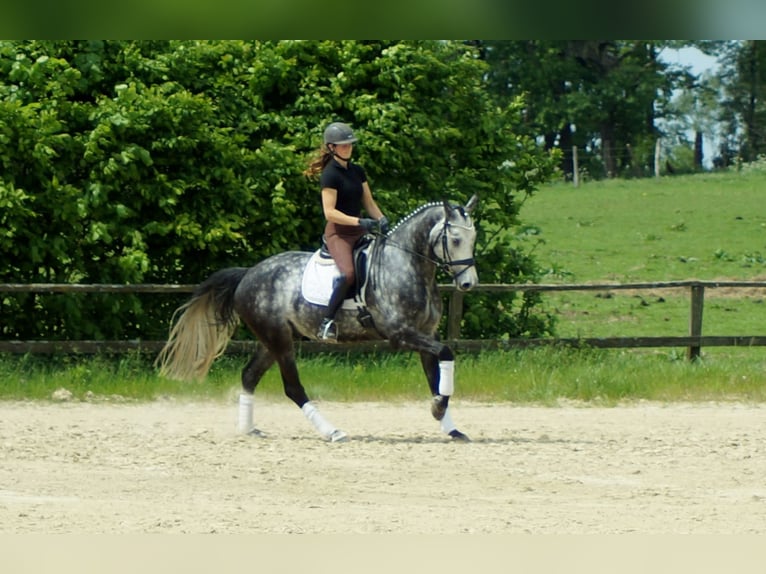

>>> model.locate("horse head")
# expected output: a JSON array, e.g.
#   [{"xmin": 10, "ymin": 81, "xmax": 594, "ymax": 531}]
[{"xmin": 429, "ymin": 194, "xmax": 479, "ymax": 292}]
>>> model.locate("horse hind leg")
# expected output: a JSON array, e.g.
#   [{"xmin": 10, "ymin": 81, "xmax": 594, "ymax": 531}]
[{"xmin": 238, "ymin": 345, "xmax": 275, "ymax": 435}]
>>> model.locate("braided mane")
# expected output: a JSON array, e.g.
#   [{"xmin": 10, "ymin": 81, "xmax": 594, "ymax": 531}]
[{"xmin": 389, "ymin": 201, "xmax": 445, "ymax": 233}]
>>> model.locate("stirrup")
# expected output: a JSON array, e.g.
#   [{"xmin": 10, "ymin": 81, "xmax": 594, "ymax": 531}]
[{"xmin": 317, "ymin": 318, "xmax": 338, "ymax": 341}]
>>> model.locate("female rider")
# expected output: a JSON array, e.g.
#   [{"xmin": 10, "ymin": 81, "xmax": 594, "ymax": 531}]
[{"xmin": 304, "ymin": 121, "xmax": 389, "ymax": 341}]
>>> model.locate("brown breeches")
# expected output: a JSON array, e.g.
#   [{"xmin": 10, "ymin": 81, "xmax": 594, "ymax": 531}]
[{"xmin": 324, "ymin": 222, "xmax": 364, "ymax": 286}]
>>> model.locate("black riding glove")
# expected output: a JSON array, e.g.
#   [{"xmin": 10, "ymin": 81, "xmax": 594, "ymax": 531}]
[
  {"xmin": 358, "ymin": 218, "xmax": 377, "ymax": 233},
  {"xmin": 378, "ymin": 216, "xmax": 390, "ymax": 235}
]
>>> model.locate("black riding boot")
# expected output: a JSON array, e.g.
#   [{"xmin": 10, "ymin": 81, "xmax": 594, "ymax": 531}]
[{"xmin": 317, "ymin": 276, "xmax": 351, "ymax": 341}]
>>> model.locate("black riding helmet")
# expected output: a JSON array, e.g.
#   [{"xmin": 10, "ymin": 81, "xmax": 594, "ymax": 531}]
[{"xmin": 323, "ymin": 122, "xmax": 358, "ymax": 146}]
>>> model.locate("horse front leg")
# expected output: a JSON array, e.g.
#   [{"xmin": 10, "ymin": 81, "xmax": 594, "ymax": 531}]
[
  {"xmin": 392, "ymin": 330, "xmax": 469, "ymax": 441},
  {"xmin": 254, "ymin": 324, "xmax": 347, "ymax": 442},
  {"xmin": 422, "ymin": 347, "xmax": 468, "ymax": 442},
  {"xmin": 419, "ymin": 350, "xmax": 451, "ymax": 419}
]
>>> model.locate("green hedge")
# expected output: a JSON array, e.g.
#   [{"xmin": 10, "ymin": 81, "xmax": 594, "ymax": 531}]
[{"xmin": 0, "ymin": 40, "xmax": 559, "ymax": 341}]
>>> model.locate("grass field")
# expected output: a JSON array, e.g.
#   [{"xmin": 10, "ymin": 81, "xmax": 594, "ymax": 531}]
[
  {"xmin": 4, "ymin": 167, "xmax": 766, "ymax": 403},
  {"xmin": 519, "ymin": 167, "xmax": 766, "ymax": 342},
  {"xmin": 523, "ymin": 168, "xmax": 766, "ymax": 284},
  {"xmin": 2, "ymin": 347, "xmax": 766, "ymax": 404}
]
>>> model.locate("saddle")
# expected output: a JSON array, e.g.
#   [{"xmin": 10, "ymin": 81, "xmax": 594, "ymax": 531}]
[
  {"xmin": 317, "ymin": 234, "xmax": 373, "ymax": 298},
  {"xmin": 300, "ymin": 235, "xmax": 375, "ymax": 327}
]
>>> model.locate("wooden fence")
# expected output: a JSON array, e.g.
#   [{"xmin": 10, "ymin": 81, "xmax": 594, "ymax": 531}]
[{"xmin": 2, "ymin": 280, "xmax": 766, "ymax": 360}]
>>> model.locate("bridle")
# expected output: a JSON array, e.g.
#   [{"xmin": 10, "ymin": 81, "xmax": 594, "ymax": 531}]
[
  {"xmin": 373, "ymin": 215, "xmax": 476, "ymax": 282},
  {"xmin": 431, "ymin": 218, "xmax": 477, "ymax": 280}
]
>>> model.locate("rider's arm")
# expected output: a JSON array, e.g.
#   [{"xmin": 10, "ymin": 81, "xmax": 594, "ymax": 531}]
[
  {"xmin": 360, "ymin": 182, "xmax": 384, "ymax": 220},
  {"xmin": 321, "ymin": 187, "xmax": 364, "ymax": 226}
]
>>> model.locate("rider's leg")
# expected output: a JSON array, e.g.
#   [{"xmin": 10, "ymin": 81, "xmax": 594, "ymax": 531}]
[
  {"xmin": 317, "ymin": 274, "xmax": 352, "ymax": 340},
  {"xmin": 318, "ymin": 232, "xmax": 357, "ymax": 341}
]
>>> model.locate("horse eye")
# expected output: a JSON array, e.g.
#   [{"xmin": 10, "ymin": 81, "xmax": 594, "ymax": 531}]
[{"xmin": 451, "ymin": 238, "xmax": 461, "ymax": 247}]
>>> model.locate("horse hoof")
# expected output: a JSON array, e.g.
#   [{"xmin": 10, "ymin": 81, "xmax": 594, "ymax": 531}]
[
  {"xmin": 245, "ymin": 427, "xmax": 267, "ymax": 438},
  {"xmin": 449, "ymin": 429, "xmax": 470, "ymax": 442},
  {"xmin": 329, "ymin": 429, "xmax": 348, "ymax": 443},
  {"xmin": 430, "ymin": 395, "xmax": 447, "ymax": 421}
]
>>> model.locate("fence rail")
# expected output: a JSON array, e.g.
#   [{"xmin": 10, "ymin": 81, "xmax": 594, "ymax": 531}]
[{"xmin": 3, "ymin": 280, "xmax": 766, "ymax": 359}]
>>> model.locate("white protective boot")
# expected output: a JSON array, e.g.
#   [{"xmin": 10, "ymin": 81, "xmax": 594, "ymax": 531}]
[
  {"xmin": 238, "ymin": 393, "xmax": 265, "ymax": 436},
  {"xmin": 302, "ymin": 402, "xmax": 347, "ymax": 442}
]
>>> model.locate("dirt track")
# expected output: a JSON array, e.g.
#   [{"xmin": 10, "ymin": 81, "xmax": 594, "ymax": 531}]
[{"xmin": 1, "ymin": 398, "xmax": 765, "ymax": 534}]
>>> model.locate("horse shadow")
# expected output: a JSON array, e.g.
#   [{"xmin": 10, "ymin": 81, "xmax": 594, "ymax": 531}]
[{"xmin": 290, "ymin": 434, "xmax": 594, "ymax": 446}]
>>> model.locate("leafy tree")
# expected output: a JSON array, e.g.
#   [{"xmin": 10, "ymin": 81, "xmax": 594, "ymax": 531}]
[
  {"xmin": 0, "ymin": 40, "xmax": 559, "ymax": 342},
  {"xmin": 718, "ymin": 40, "xmax": 766, "ymax": 164},
  {"xmin": 477, "ymin": 40, "xmax": 680, "ymax": 179},
  {"xmin": 660, "ymin": 68, "xmax": 722, "ymax": 173}
]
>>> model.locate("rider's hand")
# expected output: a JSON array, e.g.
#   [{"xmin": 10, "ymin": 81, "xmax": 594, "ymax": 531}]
[
  {"xmin": 378, "ymin": 216, "xmax": 390, "ymax": 235},
  {"xmin": 358, "ymin": 218, "xmax": 377, "ymax": 233}
]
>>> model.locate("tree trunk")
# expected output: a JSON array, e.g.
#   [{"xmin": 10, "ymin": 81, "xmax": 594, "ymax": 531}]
[
  {"xmin": 558, "ymin": 123, "xmax": 574, "ymax": 178},
  {"xmin": 746, "ymin": 40, "xmax": 758, "ymax": 162},
  {"xmin": 601, "ymin": 123, "xmax": 617, "ymax": 178},
  {"xmin": 694, "ymin": 131, "xmax": 704, "ymax": 170}
]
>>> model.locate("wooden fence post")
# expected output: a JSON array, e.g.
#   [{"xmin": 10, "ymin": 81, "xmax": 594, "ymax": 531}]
[
  {"xmin": 688, "ymin": 283, "xmax": 705, "ymax": 360},
  {"xmin": 447, "ymin": 290, "xmax": 464, "ymax": 341}
]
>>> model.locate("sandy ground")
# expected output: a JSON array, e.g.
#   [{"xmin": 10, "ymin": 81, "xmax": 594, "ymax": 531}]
[{"xmin": 1, "ymin": 398, "xmax": 766, "ymax": 534}]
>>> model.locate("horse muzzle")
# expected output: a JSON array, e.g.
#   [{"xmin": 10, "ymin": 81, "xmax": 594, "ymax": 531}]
[{"xmin": 451, "ymin": 261, "xmax": 478, "ymax": 292}]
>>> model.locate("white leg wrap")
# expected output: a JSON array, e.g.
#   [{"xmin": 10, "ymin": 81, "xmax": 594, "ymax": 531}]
[
  {"xmin": 440, "ymin": 407, "xmax": 457, "ymax": 435},
  {"xmin": 238, "ymin": 393, "xmax": 254, "ymax": 434},
  {"xmin": 302, "ymin": 402, "xmax": 347, "ymax": 442},
  {"xmin": 438, "ymin": 360, "xmax": 455, "ymax": 396}
]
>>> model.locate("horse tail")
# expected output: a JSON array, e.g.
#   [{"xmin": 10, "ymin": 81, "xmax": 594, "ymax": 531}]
[{"xmin": 155, "ymin": 267, "xmax": 249, "ymax": 381}]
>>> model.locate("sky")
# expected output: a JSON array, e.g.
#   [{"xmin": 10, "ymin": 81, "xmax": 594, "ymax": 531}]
[
  {"xmin": 660, "ymin": 45, "xmax": 719, "ymax": 75},
  {"xmin": 658, "ymin": 45, "xmax": 722, "ymax": 167}
]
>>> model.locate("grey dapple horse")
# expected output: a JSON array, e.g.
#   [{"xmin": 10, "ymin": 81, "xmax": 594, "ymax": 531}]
[{"xmin": 156, "ymin": 195, "xmax": 479, "ymax": 441}]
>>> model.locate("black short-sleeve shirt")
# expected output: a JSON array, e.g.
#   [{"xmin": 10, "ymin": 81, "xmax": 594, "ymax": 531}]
[{"xmin": 319, "ymin": 160, "xmax": 368, "ymax": 217}]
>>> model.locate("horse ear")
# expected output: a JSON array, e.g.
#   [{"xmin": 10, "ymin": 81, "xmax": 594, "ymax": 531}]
[
  {"xmin": 442, "ymin": 198, "xmax": 453, "ymax": 216},
  {"xmin": 464, "ymin": 194, "xmax": 479, "ymax": 213}
]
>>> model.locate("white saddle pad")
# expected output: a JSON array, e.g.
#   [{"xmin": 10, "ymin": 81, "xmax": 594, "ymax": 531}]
[{"xmin": 301, "ymin": 250, "xmax": 360, "ymax": 310}]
